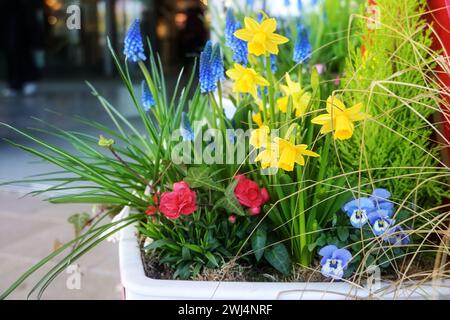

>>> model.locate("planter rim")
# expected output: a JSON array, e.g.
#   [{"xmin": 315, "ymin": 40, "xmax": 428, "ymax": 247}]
[{"xmin": 118, "ymin": 208, "xmax": 450, "ymax": 300}]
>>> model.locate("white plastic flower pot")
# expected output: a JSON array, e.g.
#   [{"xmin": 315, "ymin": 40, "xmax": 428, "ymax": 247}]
[{"xmin": 118, "ymin": 208, "xmax": 450, "ymax": 300}]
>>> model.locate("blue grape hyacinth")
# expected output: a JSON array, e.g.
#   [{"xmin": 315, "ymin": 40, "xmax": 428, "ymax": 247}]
[
  {"xmin": 224, "ymin": 11, "xmax": 248, "ymax": 65},
  {"xmin": 293, "ymin": 24, "xmax": 311, "ymax": 64},
  {"xmin": 199, "ymin": 41, "xmax": 224, "ymax": 93},
  {"xmin": 141, "ymin": 81, "xmax": 155, "ymax": 111},
  {"xmin": 181, "ymin": 112, "xmax": 194, "ymax": 141},
  {"xmin": 123, "ymin": 19, "xmax": 146, "ymax": 63},
  {"xmin": 319, "ymin": 245, "xmax": 352, "ymax": 280}
]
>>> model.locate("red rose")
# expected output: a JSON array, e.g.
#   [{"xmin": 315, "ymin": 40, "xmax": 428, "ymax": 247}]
[
  {"xmin": 158, "ymin": 181, "xmax": 197, "ymax": 219},
  {"xmin": 234, "ymin": 175, "xmax": 270, "ymax": 215}
]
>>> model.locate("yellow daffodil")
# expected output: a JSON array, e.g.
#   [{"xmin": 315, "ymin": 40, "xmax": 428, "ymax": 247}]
[
  {"xmin": 276, "ymin": 73, "xmax": 311, "ymax": 117},
  {"xmin": 311, "ymin": 96, "xmax": 369, "ymax": 140},
  {"xmin": 226, "ymin": 64, "xmax": 269, "ymax": 98},
  {"xmin": 234, "ymin": 16, "xmax": 289, "ymax": 56},
  {"xmin": 274, "ymin": 138, "xmax": 319, "ymax": 171},
  {"xmin": 252, "ymin": 112, "xmax": 263, "ymax": 127},
  {"xmin": 249, "ymin": 125, "xmax": 270, "ymax": 149},
  {"xmin": 255, "ymin": 144, "xmax": 279, "ymax": 169}
]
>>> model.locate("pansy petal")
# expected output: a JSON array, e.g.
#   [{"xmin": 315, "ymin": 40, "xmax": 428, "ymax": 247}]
[
  {"xmin": 332, "ymin": 249, "xmax": 352, "ymax": 268},
  {"xmin": 318, "ymin": 245, "xmax": 338, "ymax": 258},
  {"xmin": 372, "ymin": 188, "xmax": 391, "ymax": 200}
]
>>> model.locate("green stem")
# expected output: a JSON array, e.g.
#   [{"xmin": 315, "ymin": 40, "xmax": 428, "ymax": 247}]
[
  {"xmin": 296, "ymin": 166, "xmax": 308, "ymax": 266},
  {"xmin": 265, "ymin": 55, "xmax": 276, "ymax": 126}
]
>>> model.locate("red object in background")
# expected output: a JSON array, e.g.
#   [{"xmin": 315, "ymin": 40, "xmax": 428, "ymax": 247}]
[{"xmin": 427, "ymin": 0, "xmax": 450, "ymax": 160}]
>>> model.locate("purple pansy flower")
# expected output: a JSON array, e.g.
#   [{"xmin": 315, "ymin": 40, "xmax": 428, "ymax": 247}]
[
  {"xmin": 384, "ymin": 225, "xmax": 410, "ymax": 246},
  {"xmin": 368, "ymin": 209, "xmax": 394, "ymax": 236},
  {"xmin": 319, "ymin": 245, "xmax": 352, "ymax": 280}
]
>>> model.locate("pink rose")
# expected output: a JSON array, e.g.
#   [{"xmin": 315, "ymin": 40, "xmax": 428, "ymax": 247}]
[
  {"xmin": 159, "ymin": 181, "xmax": 197, "ymax": 219},
  {"xmin": 234, "ymin": 175, "xmax": 270, "ymax": 215}
]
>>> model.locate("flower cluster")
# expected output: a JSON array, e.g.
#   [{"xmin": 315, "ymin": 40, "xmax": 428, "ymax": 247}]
[
  {"xmin": 342, "ymin": 188, "xmax": 410, "ymax": 244},
  {"xmin": 141, "ymin": 81, "xmax": 155, "ymax": 111},
  {"xmin": 123, "ymin": 19, "xmax": 146, "ymax": 63},
  {"xmin": 199, "ymin": 41, "xmax": 225, "ymax": 93},
  {"xmin": 234, "ymin": 175, "xmax": 269, "ymax": 215},
  {"xmin": 225, "ymin": 9, "xmax": 249, "ymax": 65},
  {"xmin": 293, "ymin": 24, "xmax": 311, "ymax": 64},
  {"xmin": 158, "ymin": 181, "xmax": 197, "ymax": 219}
]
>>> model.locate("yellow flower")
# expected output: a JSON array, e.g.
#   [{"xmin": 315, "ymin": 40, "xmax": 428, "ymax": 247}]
[
  {"xmin": 311, "ymin": 96, "xmax": 369, "ymax": 141},
  {"xmin": 274, "ymin": 138, "xmax": 319, "ymax": 171},
  {"xmin": 226, "ymin": 64, "xmax": 269, "ymax": 98},
  {"xmin": 276, "ymin": 73, "xmax": 311, "ymax": 117},
  {"xmin": 255, "ymin": 144, "xmax": 279, "ymax": 169},
  {"xmin": 98, "ymin": 135, "xmax": 114, "ymax": 148},
  {"xmin": 234, "ymin": 16, "xmax": 289, "ymax": 56},
  {"xmin": 249, "ymin": 125, "xmax": 270, "ymax": 149},
  {"xmin": 252, "ymin": 112, "xmax": 263, "ymax": 127}
]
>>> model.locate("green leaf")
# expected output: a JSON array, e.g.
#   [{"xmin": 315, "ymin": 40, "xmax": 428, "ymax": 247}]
[
  {"xmin": 264, "ymin": 243, "xmax": 292, "ymax": 275},
  {"xmin": 204, "ymin": 252, "xmax": 219, "ymax": 267},
  {"xmin": 337, "ymin": 226, "xmax": 349, "ymax": 242},
  {"xmin": 213, "ymin": 179, "xmax": 246, "ymax": 216},
  {"xmin": 251, "ymin": 228, "xmax": 267, "ymax": 261},
  {"xmin": 184, "ymin": 167, "xmax": 223, "ymax": 192},
  {"xmin": 311, "ymin": 67, "xmax": 320, "ymax": 92}
]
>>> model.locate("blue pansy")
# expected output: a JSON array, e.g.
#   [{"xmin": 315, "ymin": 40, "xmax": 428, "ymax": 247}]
[
  {"xmin": 141, "ymin": 81, "xmax": 155, "ymax": 111},
  {"xmin": 293, "ymin": 24, "xmax": 311, "ymax": 64},
  {"xmin": 342, "ymin": 197, "xmax": 374, "ymax": 228},
  {"xmin": 384, "ymin": 225, "xmax": 410, "ymax": 246},
  {"xmin": 370, "ymin": 188, "xmax": 394, "ymax": 212},
  {"xmin": 319, "ymin": 245, "xmax": 352, "ymax": 280},
  {"xmin": 199, "ymin": 41, "xmax": 225, "ymax": 93},
  {"xmin": 368, "ymin": 209, "xmax": 394, "ymax": 236},
  {"xmin": 123, "ymin": 19, "xmax": 146, "ymax": 63},
  {"xmin": 180, "ymin": 112, "xmax": 194, "ymax": 141}
]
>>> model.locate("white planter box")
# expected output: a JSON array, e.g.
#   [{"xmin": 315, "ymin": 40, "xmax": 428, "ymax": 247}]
[{"xmin": 118, "ymin": 212, "xmax": 450, "ymax": 300}]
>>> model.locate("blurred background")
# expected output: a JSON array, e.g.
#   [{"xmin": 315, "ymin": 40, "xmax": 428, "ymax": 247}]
[{"xmin": 0, "ymin": 0, "xmax": 209, "ymax": 300}]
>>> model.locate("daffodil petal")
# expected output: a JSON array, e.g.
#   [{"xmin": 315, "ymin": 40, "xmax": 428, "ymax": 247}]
[
  {"xmin": 261, "ymin": 18, "xmax": 277, "ymax": 33},
  {"xmin": 234, "ymin": 29, "xmax": 254, "ymax": 42}
]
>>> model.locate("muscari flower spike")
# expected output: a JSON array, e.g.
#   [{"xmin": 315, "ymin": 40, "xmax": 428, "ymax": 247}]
[
  {"xmin": 181, "ymin": 112, "xmax": 194, "ymax": 141},
  {"xmin": 123, "ymin": 19, "xmax": 146, "ymax": 62},
  {"xmin": 368, "ymin": 209, "xmax": 394, "ymax": 236},
  {"xmin": 199, "ymin": 41, "xmax": 224, "ymax": 93},
  {"xmin": 319, "ymin": 245, "xmax": 352, "ymax": 280},
  {"xmin": 141, "ymin": 81, "xmax": 155, "ymax": 111},
  {"xmin": 384, "ymin": 225, "xmax": 410, "ymax": 246},
  {"xmin": 342, "ymin": 197, "xmax": 374, "ymax": 228},
  {"xmin": 224, "ymin": 12, "xmax": 248, "ymax": 66},
  {"xmin": 293, "ymin": 24, "xmax": 311, "ymax": 64}
]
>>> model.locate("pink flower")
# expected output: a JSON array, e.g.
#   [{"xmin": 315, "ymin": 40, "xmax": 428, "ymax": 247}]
[
  {"xmin": 234, "ymin": 175, "xmax": 270, "ymax": 215},
  {"xmin": 159, "ymin": 181, "xmax": 197, "ymax": 219},
  {"xmin": 228, "ymin": 215, "xmax": 237, "ymax": 223}
]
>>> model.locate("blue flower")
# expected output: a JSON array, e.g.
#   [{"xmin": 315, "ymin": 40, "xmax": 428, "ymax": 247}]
[
  {"xmin": 224, "ymin": 13, "xmax": 248, "ymax": 66},
  {"xmin": 368, "ymin": 209, "xmax": 394, "ymax": 236},
  {"xmin": 370, "ymin": 188, "xmax": 394, "ymax": 213},
  {"xmin": 246, "ymin": 0, "xmax": 255, "ymax": 7},
  {"xmin": 284, "ymin": 0, "xmax": 291, "ymax": 7},
  {"xmin": 342, "ymin": 197, "xmax": 374, "ymax": 228},
  {"xmin": 123, "ymin": 19, "xmax": 146, "ymax": 62},
  {"xmin": 319, "ymin": 245, "xmax": 352, "ymax": 280},
  {"xmin": 181, "ymin": 112, "xmax": 194, "ymax": 141},
  {"xmin": 225, "ymin": 9, "xmax": 236, "ymax": 48},
  {"xmin": 384, "ymin": 225, "xmax": 410, "ymax": 246},
  {"xmin": 199, "ymin": 41, "xmax": 224, "ymax": 93},
  {"xmin": 141, "ymin": 81, "xmax": 155, "ymax": 111},
  {"xmin": 293, "ymin": 24, "xmax": 311, "ymax": 64},
  {"xmin": 297, "ymin": 0, "xmax": 303, "ymax": 11}
]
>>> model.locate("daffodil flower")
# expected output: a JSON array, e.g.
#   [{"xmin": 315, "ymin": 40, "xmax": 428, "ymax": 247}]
[
  {"xmin": 226, "ymin": 64, "xmax": 269, "ymax": 98},
  {"xmin": 311, "ymin": 96, "xmax": 369, "ymax": 140},
  {"xmin": 274, "ymin": 138, "xmax": 319, "ymax": 171},
  {"xmin": 276, "ymin": 73, "xmax": 311, "ymax": 117},
  {"xmin": 250, "ymin": 125, "xmax": 270, "ymax": 149},
  {"xmin": 234, "ymin": 16, "xmax": 289, "ymax": 56},
  {"xmin": 255, "ymin": 143, "xmax": 279, "ymax": 169}
]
